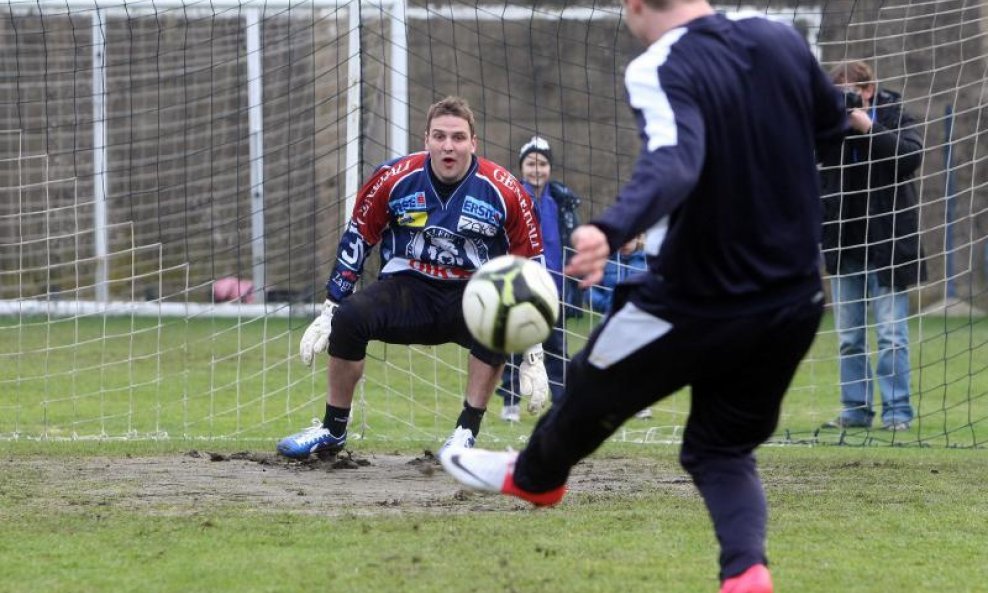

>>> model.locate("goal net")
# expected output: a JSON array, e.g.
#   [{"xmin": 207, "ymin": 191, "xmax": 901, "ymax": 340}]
[{"xmin": 1, "ymin": 0, "xmax": 985, "ymax": 447}]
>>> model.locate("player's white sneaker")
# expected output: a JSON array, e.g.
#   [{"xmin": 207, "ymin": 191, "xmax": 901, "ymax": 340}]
[
  {"xmin": 634, "ymin": 407, "xmax": 653, "ymax": 419},
  {"xmin": 439, "ymin": 447, "xmax": 566, "ymax": 507},
  {"xmin": 438, "ymin": 426, "xmax": 475, "ymax": 456},
  {"xmin": 500, "ymin": 404, "xmax": 521, "ymax": 423}
]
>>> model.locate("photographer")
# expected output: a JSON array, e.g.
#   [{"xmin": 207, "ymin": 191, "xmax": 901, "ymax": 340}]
[{"xmin": 819, "ymin": 60, "xmax": 926, "ymax": 431}]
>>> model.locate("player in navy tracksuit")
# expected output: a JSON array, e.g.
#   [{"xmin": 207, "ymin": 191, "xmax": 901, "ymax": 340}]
[
  {"xmin": 278, "ymin": 96, "xmax": 548, "ymax": 459},
  {"xmin": 440, "ymin": 1, "xmax": 847, "ymax": 592}
]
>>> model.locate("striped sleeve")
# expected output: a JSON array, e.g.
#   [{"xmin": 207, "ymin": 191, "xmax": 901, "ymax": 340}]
[{"xmin": 592, "ymin": 30, "xmax": 705, "ymax": 253}]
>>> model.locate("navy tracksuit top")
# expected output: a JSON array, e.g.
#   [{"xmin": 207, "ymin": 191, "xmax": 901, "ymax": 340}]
[{"xmin": 592, "ymin": 13, "xmax": 847, "ymax": 317}]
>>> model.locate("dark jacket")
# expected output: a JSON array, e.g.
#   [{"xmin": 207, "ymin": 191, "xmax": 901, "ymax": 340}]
[
  {"xmin": 548, "ymin": 180, "xmax": 580, "ymax": 248},
  {"xmin": 547, "ymin": 180, "xmax": 584, "ymax": 317},
  {"xmin": 820, "ymin": 88, "xmax": 927, "ymax": 290}
]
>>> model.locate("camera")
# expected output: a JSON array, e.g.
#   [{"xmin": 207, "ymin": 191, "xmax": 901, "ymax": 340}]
[{"xmin": 843, "ymin": 89, "xmax": 863, "ymax": 110}]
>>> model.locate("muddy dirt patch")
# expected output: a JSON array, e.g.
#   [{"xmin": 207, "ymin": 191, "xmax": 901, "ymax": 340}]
[{"xmin": 3, "ymin": 450, "xmax": 693, "ymax": 516}]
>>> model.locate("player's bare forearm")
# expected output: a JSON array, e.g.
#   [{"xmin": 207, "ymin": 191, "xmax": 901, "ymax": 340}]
[{"xmin": 565, "ymin": 225, "xmax": 609, "ymax": 288}]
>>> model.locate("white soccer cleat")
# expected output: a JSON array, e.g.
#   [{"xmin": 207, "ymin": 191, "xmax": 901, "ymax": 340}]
[
  {"xmin": 440, "ymin": 447, "xmax": 516, "ymax": 492},
  {"xmin": 439, "ymin": 447, "xmax": 566, "ymax": 506},
  {"xmin": 438, "ymin": 426, "xmax": 476, "ymax": 456}
]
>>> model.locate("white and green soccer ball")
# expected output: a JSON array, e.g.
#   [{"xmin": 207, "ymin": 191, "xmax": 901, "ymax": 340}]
[{"xmin": 462, "ymin": 255, "xmax": 560, "ymax": 354}]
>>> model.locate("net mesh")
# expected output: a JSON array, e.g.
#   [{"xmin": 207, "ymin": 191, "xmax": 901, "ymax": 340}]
[{"xmin": 0, "ymin": 0, "xmax": 985, "ymax": 446}]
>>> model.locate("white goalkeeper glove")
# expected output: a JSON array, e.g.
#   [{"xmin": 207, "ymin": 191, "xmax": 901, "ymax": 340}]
[
  {"xmin": 519, "ymin": 344, "xmax": 549, "ymax": 414},
  {"xmin": 299, "ymin": 299, "xmax": 339, "ymax": 367}
]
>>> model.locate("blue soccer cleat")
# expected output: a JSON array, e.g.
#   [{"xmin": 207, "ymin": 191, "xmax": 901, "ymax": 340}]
[{"xmin": 277, "ymin": 419, "xmax": 347, "ymax": 459}]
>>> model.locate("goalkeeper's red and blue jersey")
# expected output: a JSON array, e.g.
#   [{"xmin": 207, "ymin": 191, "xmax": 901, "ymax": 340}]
[
  {"xmin": 326, "ymin": 152, "xmax": 544, "ymax": 302},
  {"xmin": 590, "ymin": 13, "xmax": 846, "ymax": 316}
]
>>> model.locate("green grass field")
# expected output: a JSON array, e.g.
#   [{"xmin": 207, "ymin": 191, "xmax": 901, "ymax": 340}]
[
  {"xmin": 1, "ymin": 312, "xmax": 986, "ymax": 447},
  {"xmin": 1, "ymin": 313, "xmax": 986, "ymax": 592},
  {"xmin": 0, "ymin": 442, "xmax": 986, "ymax": 593}
]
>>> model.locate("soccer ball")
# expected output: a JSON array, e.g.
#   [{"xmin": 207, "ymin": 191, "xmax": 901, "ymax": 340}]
[{"xmin": 462, "ymin": 255, "xmax": 560, "ymax": 354}]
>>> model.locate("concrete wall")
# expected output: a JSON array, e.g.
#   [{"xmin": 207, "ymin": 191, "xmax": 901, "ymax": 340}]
[{"xmin": 1, "ymin": 1, "xmax": 985, "ymax": 307}]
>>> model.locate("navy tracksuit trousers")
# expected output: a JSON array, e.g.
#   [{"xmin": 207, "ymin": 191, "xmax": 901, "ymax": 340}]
[{"xmin": 515, "ymin": 287, "xmax": 824, "ymax": 579}]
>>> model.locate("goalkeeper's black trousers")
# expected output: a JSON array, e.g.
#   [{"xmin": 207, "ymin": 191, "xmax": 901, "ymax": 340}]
[{"xmin": 515, "ymin": 288, "xmax": 824, "ymax": 581}]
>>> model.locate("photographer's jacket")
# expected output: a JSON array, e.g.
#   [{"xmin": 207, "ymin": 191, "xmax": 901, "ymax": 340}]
[{"xmin": 819, "ymin": 88, "xmax": 927, "ymax": 289}]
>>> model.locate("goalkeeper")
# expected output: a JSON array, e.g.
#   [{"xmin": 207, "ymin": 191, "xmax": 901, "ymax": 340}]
[
  {"xmin": 439, "ymin": 1, "xmax": 847, "ymax": 592},
  {"xmin": 277, "ymin": 96, "xmax": 549, "ymax": 459}
]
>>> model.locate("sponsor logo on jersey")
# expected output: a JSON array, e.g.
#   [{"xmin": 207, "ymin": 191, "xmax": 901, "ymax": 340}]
[
  {"xmin": 406, "ymin": 226, "xmax": 488, "ymax": 270},
  {"xmin": 392, "ymin": 191, "xmax": 428, "ymax": 227},
  {"xmin": 365, "ymin": 158, "xmax": 413, "ymax": 202},
  {"xmin": 491, "ymin": 167, "xmax": 518, "ymax": 191},
  {"xmin": 462, "ymin": 195, "xmax": 501, "ymax": 223},
  {"xmin": 407, "ymin": 260, "xmax": 473, "ymax": 280},
  {"xmin": 329, "ymin": 269, "xmax": 358, "ymax": 297},
  {"xmin": 457, "ymin": 215, "xmax": 498, "ymax": 237},
  {"xmin": 515, "ymin": 188, "xmax": 541, "ymax": 253},
  {"xmin": 394, "ymin": 191, "xmax": 427, "ymax": 211},
  {"xmin": 398, "ymin": 211, "xmax": 428, "ymax": 227}
]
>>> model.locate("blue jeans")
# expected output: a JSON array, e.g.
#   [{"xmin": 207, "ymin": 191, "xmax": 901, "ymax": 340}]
[{"xmin": 830, "ymin": 267, "xmax": 914, "ymax": 426}]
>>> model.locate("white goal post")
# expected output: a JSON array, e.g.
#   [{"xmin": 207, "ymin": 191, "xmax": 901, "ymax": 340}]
[{"xmin": 6, "ymin": 0, "xmax": 409, "ymax": 314}]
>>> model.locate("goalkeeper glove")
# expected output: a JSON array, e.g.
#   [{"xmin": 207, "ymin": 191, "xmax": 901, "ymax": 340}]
[
  {"xmin": 299, "ymin": 299, "xmax": 339, "ymax": 367},
  {"xmin": 519, "ymin": 344, "xmax": 549, "ymax": 414}
]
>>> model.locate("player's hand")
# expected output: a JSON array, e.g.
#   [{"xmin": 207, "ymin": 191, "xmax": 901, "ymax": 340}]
[
  {"xmin": 519, "ymin": 344, "xmax": 549, "ymax": 414},
  {"xmin": 566, "ymin": 225, "xmax": 610, "ymax": 288},
  {"xmin": 848, "ymin": 109, "xmax": 873, "ymax": 134},
  {"xmin": 299, "ymin": 299, "xmax": 339, "ymax": 367}
]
